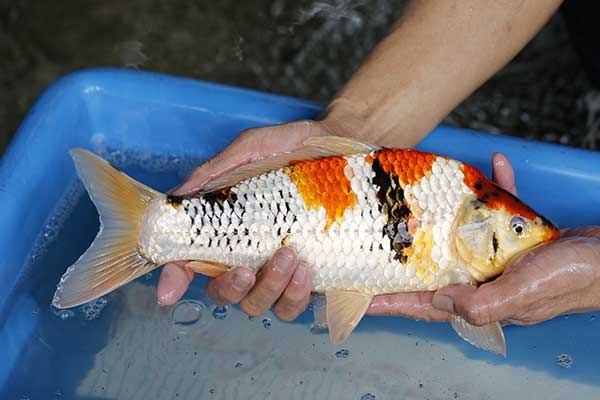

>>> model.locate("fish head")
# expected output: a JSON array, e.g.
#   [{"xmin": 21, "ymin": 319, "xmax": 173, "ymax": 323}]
[{"xmin": 454, "ymin": 191, "xmax": 559, "ymax": 281}]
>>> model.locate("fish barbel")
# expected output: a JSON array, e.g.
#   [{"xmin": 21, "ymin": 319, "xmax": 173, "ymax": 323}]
[{"xmin": 52, "ymin": 136, "xmax": 559, "ymax": 356}]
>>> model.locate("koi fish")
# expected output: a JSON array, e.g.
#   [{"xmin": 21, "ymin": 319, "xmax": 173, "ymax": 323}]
[{"xmin": 52, "ymin": 136, "xmax": 559, "ymax": 356}]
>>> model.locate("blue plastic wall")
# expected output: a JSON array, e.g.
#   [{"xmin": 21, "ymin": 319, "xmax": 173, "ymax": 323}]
[{"xmin": 0, "ymin": 68, "xmax": 599, "ymax": 391}]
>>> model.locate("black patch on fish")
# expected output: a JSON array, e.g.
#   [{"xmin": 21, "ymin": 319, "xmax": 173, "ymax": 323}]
[
  {"xmin": 202, "ymin": 188, "xmax": 238, "ymax": 208},
  {"xmin": 371, "ymin": 157, "xmax": 390, "ymax": 211},
  {"xmin": 166, "ymin": 195, "xmax": 184, "ymax": 207},
  {"xmin": 492, "ymin": 232, "xmax": 499, "ymax": 255},
  {"xmin": 372, "ymin": 156, "xmax": 414, "ymax": 263}
]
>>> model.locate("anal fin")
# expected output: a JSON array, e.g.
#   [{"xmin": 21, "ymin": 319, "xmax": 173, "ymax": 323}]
[
  {"xmin": 185, "ymin": 260, "xmax": 231, "ymax": 277},
  {"xmin": 326, "ymin": 289, "xmax": 373, "ymax": 345},
  {"xmin": 450, "ymin": 315, "xmax": 506, "ymax": 357}
]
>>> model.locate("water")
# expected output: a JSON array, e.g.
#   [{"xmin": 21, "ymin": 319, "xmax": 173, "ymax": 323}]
[{"xmin": 2, "ymin": 152, "xmax": 600, "ymax": 399}]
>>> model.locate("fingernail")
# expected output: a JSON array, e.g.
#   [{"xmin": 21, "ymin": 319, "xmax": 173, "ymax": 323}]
[
  {"xmin": 273, "ymin": 248, "xmax": 295, "ymax": 273},
  {"xmin": 432, "ymin": 294, "xmax": 455, "ymax": 313},
  {"xmin": 292, "ymin": 263, "xmax": 308, "ymax": 284},
  {"xmin": 231, "ymin": 268, "xmax": 254, "ymax": 292}
]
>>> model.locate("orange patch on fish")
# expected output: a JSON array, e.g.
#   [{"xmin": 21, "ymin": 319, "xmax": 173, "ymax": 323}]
[
  {"xmin": 367, "ymin": 149, "xmax": 437, "ymax": 186},
  {"xmin": 286, "ymin": 157, "xmax": 356, "ymax": 229},
  {"xmin": 461, "ymin": 163, "xmax": 539, "ymax": 220}
]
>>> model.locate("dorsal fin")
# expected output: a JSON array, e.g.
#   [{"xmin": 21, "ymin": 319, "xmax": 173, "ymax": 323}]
[
  {"xmin": 198, "ymin": 136, "xmax": 381, "ymax": 193},
  {"xmin": 303, "ymin": 136, "xmax": 380, "ymax": 155}
]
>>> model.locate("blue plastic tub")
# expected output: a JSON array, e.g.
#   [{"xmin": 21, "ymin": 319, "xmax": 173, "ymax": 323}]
[{"xmin": 1, "ymin": 68, "xmax": 599, "ymax": 399}]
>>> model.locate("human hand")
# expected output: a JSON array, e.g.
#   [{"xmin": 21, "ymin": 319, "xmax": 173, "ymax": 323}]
[
  {"xmin": 156, "ymin": 118, "xmax": 357, "ymax": 320},
  {"xmin": 368, "ymin": 155, "xmax": 600, "ymax": 326}
]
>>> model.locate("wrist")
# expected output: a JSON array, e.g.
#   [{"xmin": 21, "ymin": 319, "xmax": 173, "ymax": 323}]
[
  {"xmin": 319, "ymin": 89, "xmax": 435, "ymax": 149},
  {"xmin": 318, "ymin": 97, "xmax": 372, "ymax": 142}
]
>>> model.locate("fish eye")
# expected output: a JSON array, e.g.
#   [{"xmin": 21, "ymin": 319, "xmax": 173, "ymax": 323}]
[{"xmin": 510, "ymin": 216, "xmax": 527, "ymax": 236}]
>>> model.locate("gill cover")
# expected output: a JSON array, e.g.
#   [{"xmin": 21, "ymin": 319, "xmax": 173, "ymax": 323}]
[{"xmin": 454, "ymin": 199, "xmax": 502, "ymax": 281}]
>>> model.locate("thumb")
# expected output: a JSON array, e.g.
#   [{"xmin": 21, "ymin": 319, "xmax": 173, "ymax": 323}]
[
  {"xmin": 491, "ymin": 152, "xmax": 517, "ymax": 196},
  {"xmin": 432, "ymin": 284, "xmax": 507, "ymax": 326},
  {"xmin": 174, "ymin": 121, "xmax": 322, "ymax": 195}
]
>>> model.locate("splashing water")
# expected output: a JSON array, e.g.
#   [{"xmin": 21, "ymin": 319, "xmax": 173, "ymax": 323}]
[{"xmin": 117, "ymin": 39, "xmax": 148, "ymax": 69}]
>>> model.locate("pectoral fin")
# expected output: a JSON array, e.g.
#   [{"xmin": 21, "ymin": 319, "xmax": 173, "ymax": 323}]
[
  {"xmin": 185, "ymin": 260, "xmax": 231, "ymax": 277},
  {"xmin": 450, "ymin": 315, "xmax": 506, "ymax": 357},
  {"xmin": 326, "ymin": 289, "xmax": 373, "ymax": 345}
]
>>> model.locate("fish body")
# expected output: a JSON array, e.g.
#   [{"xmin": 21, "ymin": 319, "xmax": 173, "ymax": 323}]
[
  {"xmin": 53, "ymin": 137, "xmax": 559, "ymax": 356},
  {"xmin": 144, "ymin": 152, "xmax": 478, "ymax": 292}
]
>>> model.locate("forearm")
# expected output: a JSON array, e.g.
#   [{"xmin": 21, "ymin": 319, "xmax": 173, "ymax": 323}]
[{"xmin": 323, "ymin": 0, "xmax": 563, "ymax": 147}]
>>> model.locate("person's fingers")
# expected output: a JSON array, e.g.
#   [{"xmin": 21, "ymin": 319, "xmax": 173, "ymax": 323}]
[
  {"xmin": 491, "ymin": 152, "xmax": 517, "ymax": 195},
  {"xmin": 367, "ymin": 292, "xmax": 453, "ymax": 322},
  {"xmin": 174, "ymin": 121, "xmax": 323, "ymax": 195},
  {"xmin": 205, "ymin": 266, "xmax": 256, "ymax": 306},
  {"xmin": 156, "ymin": 262, "xmax": 195, "ymax": 306},
  {"xmin": 240, "ymin": 247, "xmax": 298, "ymax": 317},
  {"xmin": 432, "ymin": 283, "xmax": 510, "ymax": 326},
  {"xmin": 273, "ymin": 262, "xmax": 314, "ymax": 321}
]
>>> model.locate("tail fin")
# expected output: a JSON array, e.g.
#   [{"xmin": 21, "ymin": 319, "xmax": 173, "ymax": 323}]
[{"xmin": 52, "ymin": 149, "xmax": 161, "ymax": 309}]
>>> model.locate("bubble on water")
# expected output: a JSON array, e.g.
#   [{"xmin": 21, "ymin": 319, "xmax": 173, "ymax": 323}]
[
  {"xmin": 262, "ymin": 317, "xmax": 272, "ymax": 329},
  {"xmin": 54, "ymin": 389, "xmax": 63, "ymax": 398},
  {"xmin": 95, "ymin": 147, "xmax": 202, "ymax": 178},
  {"xmin": 247, "ymin": 315, "xmax": 255, "ymax": 321},
  {"xmin": 172, "ymin": 300, "xmax": 206, "ymax": 327},
  {"xmin": 80, "ymin": 297, "xmax": 108, "ymax": 320},
  {"xmin": 26, "ymin": 182, "xmax": 85, "ymax": 266},
  {"xmin": 106, "ymin": 150, "xmax": 130, "ymax": 168},
  {"xmin": 335, "ymin": 349, "xmax": 350, "ymax": 359},
  {"xmin": 144, "ymin": 272, "xmax": 153, "ymax": 280},
  {"xmin": 555, "ymin": 354, "xmax": 573, "ymax": 368},
  {"xmin": 234, "ymin": 362, "xmax": 243, "ymax": 368},
  {"xmin": 31, "ymin": 307, "xmax": 39, "ymax": 315},
  {"xmin": 50, "ymin": 305, "xmax": 75, "ymax": 320},
  {"xmin": 590, "ymin": 315, "xmax": 596, "ymax": 321},
  {"xmin": 360, "ymin": 394, "xmax": 376, "ymax": 400},
  {"xmin": 18, "ymin": 396, "xmax": 30, "ymax": 400},
  {"xmin": 212, "ymin": 306, "xmax": 228, "ymax": 320}
]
